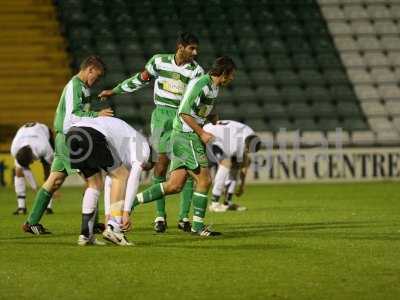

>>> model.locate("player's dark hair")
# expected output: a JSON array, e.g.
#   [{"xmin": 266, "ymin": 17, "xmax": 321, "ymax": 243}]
[
  {"xmin": 177, "ymin": 32, "xmax": 199, "ymax": 47},
  {"xmin": 245, "ymin": 135, "xmax": 262, "ymax": 153},
  {"xmin": 16, "ymin": 146, "xmax": 34, "ymax": 168},
  {"xmin": 209, "ymin": 56, "xmax": 236, "ymax": 77},
  {"xmin": 80, "ymin": 55, "xmax": 105, "ymax": 72}
]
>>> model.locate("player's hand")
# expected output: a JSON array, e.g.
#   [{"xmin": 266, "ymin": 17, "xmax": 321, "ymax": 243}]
[
  {"xmin": 52, "ymin": 191, "xmax": 61, "ymax": 199},
  {"xmin": 98, "ymin": 90, "xmax": 114, "ymax": 99},
  {"xmin": 98, "ymin": 108, "xmax": 114, "ymax": 117},
  {"xmin": 207, "ymin": 113, "xmax": 219, "ymax": 125},
  {"xmin": 200, "ymin": 131, "xmax": 214, "ymax": 144},
  {"xmin": 122, "ymin": 211, "xmax": 132, "ymax": 232},
  {"xmin": 235, "ymin": 186, "xmax": 244, "ymax": 197}
]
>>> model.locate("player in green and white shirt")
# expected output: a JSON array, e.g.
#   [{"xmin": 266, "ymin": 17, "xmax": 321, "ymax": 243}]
[
  {"xmin": 23, "ymin": 56, "xmax": 113, "ymax": 235},
  {"xmin": 130, "ymin": 57, "xmax": 236, "ymax": 236},
  {"xmin": 99, "ymin": 33, "xmax": 204, "ymax": 233}
]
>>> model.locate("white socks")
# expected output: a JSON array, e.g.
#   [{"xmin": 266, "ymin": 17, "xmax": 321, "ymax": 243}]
[
  {"xmin": 82, "ymin": 187, "xmax": 100, "ymax": 214},
  {"xmin": 104, "ymin": 175, "xmax": 112, "ymax": 217},
  {"xmin": 212, "ymin": 165, "xmax": 230, "ymax": 197},
  {"xmin": 14, "ymin": 176, "xmax": 26, "ymax": 208}
]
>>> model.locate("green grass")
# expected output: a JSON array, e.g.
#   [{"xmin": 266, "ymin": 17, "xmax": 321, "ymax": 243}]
[{"xmin": 0, "ymin": 182, "xmax": 400, "ymax": 299}]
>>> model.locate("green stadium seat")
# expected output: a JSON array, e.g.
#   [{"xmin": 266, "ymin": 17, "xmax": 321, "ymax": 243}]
[
  {"xmin": 292, "ymin": 53, "xmax": 318, "ymax": 70},
  {"xmin": 337, "ymin": 102, "xmax": 362, "ymax": 117},
  {"xmin": 243, "ymin": 54, "xmax": 268, "ymax": 70},
  {"xmin": 318, "ymin": 117, "xmax": 342, "ymax": 131},
  {"xmin": 299, "ymin": 69, "xmax": 326, "ymax": 86},
  {"xmin": 287, "ymin": 102, "xmax": 312, "ymax": 117},
  {"xmin": 239, "ymin": 39, "xmax": 264, "ymax": 55},
  {"xmin": 268, "ymin": 54, "xmax": 293, "ymax": 70},
  {"xmin": 264, "ymin": 103, "xmax": 287, "ymax": 118},
  {"xmin": 280, "ymin": 22, "xmax": 304, "ymax": 37},
  {"xmin": 275, "ymin": 70, "xmax": 300, "ymax": 86},
  {"xmin": 232, "ymin": 87, "xmax": 257, "ymax": 102},
  {"xmin": 268, "ymin": 118, "xmax": 293, "ymax": 131},
  {"xmin": 329, "ymin": 85, "xmax": 357, "ymax": 102},
  {"xmin": 263, "ymin": 38, "xmax": 287, "ymax": 53},
  {"xmin": 257, "ymin": 24, "xmax": 281, "ymax": 36},
  {"xmin": 343, "ymin": 118, "xmax": 368, "ymax": 131},
  {"xmin": 286, "ymin": 38, "xmax": 312, "ymax": 53},
  {"xmin": 293, "ymin": 118, "xmax": 319, "ymax": 131},
  {"xmin": 233, "ymin": 71, "xmax": 253, "ymax": 87},
  {"xmin": 324, "ymin": 70, "xmax": 352, "ymax": 85},
  {"xmin": 250, "ymin": 70, "xmax": 276, "ymax": 87},
  {"xmin": 244, "ymin": 118, "xmax": 267, "ymax": 131},
  {"xmin": 306, "ymin": 86, "xmax": 332, "ymax": 102},
  {"xmin": 243, "ymin": 103, "xmax": 266, "ymax": 118},
  {"xmin": 256, "ymin": 87, "xmax": 282, "ymax": 103},
  {"xmin": 316, "ymin": 53, "xmax": 342, "ymax": 69},
  {"xmin": 281, "ymin": 86, "xmax": 308, "ymax": 102},
  {"xmin": 311, "ymin": 102, "xmax": 337, "ymax": 117},
  {"xmin": 218, "ymin": 104, "xmax": 242, "ymax": 119},
  {"xmin": 123, "ymin": 56, "xmax": 147, "ymax": 72}
]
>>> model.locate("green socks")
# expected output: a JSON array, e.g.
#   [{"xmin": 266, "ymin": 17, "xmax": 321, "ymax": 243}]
[
  {"xmin": 153, "ymin": 176, "xmax": 166, "ymax": 217},
  {"xmin": 27, "ymin": 187, "xmax": 52, "ymax": 225},
  {"xmin": 192, "ymin": 191, "xmax": 208, "ymax": 232},
  {"xmin": 135, "ymin": 183, "xmax": 165, "ymax": 208},
  {"xmin": 179, "ymin": 177, "xmax": 193, "ymax": 221}
]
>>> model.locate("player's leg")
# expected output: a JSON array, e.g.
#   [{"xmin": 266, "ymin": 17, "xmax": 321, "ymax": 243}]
[
  {"xmin": 103, "ymin": 165, "xmax": 132, "ymax": 246},
  {"xmin": 224, "ymin": 166, "xmax": 247, "ymax": 212},
  {"xmin": 79, "ymin": 171, "xmax": 104, "ymax": 245},
  {"xmin": 23, "ymin": 171, "xmax": 66, "ymax": 234},
  {"xmin": 177, "ymin": 176, "xmax": 193, "ymax": 232},
  {"xmin": 188, "ymin": 167, "xmax": 220, "ymax": 236},
  {"xmin": 23, "ymin": 133, "xmax": 71, "ymax": 234},
  {"xmin": 13, "ymin": 166, "xmax": 27, "ymax": 215},
  {"xmin": 133, "ymin": 168, "xmax": 188, "ymax": 207},
  {"xmin": 150, "ymin": 107, "xmax": 175, "ymax": 232},
  {"xmin": 209, "ymin": 159, "xmax": 231, "ymax": 212},
  {"xmin": 152, "ymin": 153, "xmax": 169, "ymax": 232}
]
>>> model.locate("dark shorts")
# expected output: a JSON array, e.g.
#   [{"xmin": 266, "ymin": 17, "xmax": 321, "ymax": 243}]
[{"xmin": 66, "ymin": 127, "xmax": 114, "ymax": 178}]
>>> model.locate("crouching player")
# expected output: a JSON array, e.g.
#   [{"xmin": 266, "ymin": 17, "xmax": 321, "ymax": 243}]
[
  {"xmin": 204, "ymin": 120, "xmax": 261, "ymax": 212},
  {"xmin": 11, "ymin": 122, "xmax": 55, "ymax": 215},
  {"xmin": 67, "ymin": 116, "xmax": 151, "ymax": 246}
]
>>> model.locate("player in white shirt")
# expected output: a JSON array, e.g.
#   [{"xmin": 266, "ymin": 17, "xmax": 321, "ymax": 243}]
[
  {"xmin": 203, "ymin": 120, "xmax": 261, "ymax": 212},
  {"xmin": 10, "ymin": 122, "xmax": 55, "ymax": 215},
  {"xmin": 67, "ymin": 116, "xmax": 151, "ymax": 246}
]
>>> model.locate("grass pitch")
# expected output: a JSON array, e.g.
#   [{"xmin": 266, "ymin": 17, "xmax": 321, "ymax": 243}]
[{"xmin": 0, "ymin": 182, "xmax": 399, "ymax": 299}]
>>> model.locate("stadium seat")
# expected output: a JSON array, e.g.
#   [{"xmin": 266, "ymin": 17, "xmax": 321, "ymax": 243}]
[
  {"xmin": 327, "ymin": 129, "xmax": 351, "ymax": 146},
  {"xmin": 276, "ymin": 130, "xmax": 301, "ymax": 147},
  {"xmin": 351, "ymin": 131, "xmax": 376, "ymax": 146},
  {"xmin": 301, "ymin": 131, "xmax": 327, "ymax": 147}
]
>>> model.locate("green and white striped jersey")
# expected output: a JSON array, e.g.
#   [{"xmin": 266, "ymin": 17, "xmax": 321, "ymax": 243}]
[
  {"xmin": 54, "ymin": 75, "xmax": 98, "ymax": 134},
  {"xmin": 173, "ymin": 74, "xmax": 219, "ymax": 133},
  {"xmin": 112, "ymin": 54, "xmax": 204, "ymax": 109}
]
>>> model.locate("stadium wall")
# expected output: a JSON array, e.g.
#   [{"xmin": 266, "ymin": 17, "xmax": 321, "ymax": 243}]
[
  {"xmin": 248, "ymin": 147, "xmax": 400, "ymax": 183},
  {"xmin": 1, "ymin": 147, "xmax": 400, "ymax": 188}
]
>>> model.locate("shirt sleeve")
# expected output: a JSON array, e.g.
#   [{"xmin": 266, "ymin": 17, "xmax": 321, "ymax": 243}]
[{"xmin": 71, "ymin": 80, "xmax": 98, "ymax": 118}]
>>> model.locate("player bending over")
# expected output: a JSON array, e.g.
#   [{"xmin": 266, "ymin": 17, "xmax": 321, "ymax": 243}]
[
  {"xmin": 67, "ymin": 116, "xmax": 152, "ymax": 246},
  {"xmin": 204, "ymin": 120, "xmax": 261, "ymax": 212},
  {"xmin": 128, "ymin": 57, "xmax": 236, "ymax": 236},
  {"xmin": 11, "ymin": 122, "xmax": 55, "ymax": 215}
]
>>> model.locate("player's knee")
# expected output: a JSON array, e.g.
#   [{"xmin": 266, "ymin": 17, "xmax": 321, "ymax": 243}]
[
  {"xmin": 166, "ymin": 181, "xmax": 183, "ymax": 194},
  {"xmin": 198, "ymin": 174, "xmax": 212, "ymax": 190}
]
